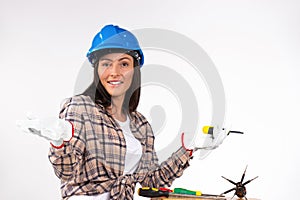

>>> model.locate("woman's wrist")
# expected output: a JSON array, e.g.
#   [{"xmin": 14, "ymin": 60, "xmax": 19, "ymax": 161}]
[{"xmin": 181, "ymin": 132, "xmax": 194, "ymax": 157}]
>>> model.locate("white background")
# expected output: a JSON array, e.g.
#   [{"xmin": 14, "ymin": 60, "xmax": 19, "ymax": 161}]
[{"xmin": 1, "ymin": 0, "xmax": 300, "ymax": 199}]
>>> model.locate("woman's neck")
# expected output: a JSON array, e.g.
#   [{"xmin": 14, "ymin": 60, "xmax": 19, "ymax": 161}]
[{"xmin": 109, "ymin": 96, "xmax": 127, "ymax": 122}]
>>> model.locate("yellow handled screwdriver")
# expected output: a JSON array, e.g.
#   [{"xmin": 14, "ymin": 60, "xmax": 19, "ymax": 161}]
[{"xmin": 202, "ymin": 126, "xmax": 244, "ymax": 136}]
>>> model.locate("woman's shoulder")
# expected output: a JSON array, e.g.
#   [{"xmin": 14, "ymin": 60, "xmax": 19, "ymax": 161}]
[
  {"xmin": 131, "ymin": 110, "xmax": 150, "ymax": 124},
  {"xmin": 62, "ymin": 94, "xmax": 94, "ymax": 104},
  {"xmin": 60, "ymin": 94, "xmax": 98, "ymax": 111}
]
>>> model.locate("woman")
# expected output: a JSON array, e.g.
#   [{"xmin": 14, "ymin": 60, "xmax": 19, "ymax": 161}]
[{"xmin": 47, "ymin": 24, "xmax": 194, "ymax": 200}]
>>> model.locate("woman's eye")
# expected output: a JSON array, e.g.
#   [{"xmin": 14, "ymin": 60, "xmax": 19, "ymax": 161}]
[
  {"xmin": 101, "ymin": 62, "xmax": 111, "ymax": 67},
  {"xmin": 121, "ymin": 62, "xmax": 129, "ymax": 67}
]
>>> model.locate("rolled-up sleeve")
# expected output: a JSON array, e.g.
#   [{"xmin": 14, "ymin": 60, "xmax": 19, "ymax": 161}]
[
  {"xmin": 48, "ymin": 97, "xmax": 86, "ymax": 181},
  {"xmin": 140, "ymin": 146, "xmax": 191, "ymax": 188},
  {"xmin": 137, "ymin": 121, "xmax": 191, "ymax": 188}
]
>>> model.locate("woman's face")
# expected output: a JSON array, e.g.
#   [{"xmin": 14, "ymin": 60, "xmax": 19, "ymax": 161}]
[{"xmin": 97, "ymin": 53, "xmax": 134, "ymax": 100}]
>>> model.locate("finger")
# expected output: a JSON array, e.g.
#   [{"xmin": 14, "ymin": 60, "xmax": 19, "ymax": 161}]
[
  {"xmin": 26, "ymin": 111, "xmax": 38, "ymax": 120},
  {"xmin": 28, "ymin": 128, "xmax": 55, "ymax": 141},
  {"xmin": 16, "ymin": 119, "xmax": 24, "ymax": 128},
  {"xmin": 42, "ymin": 128, "xmax": 62, "ymax": 141},
  {"xmin": 28, "ymin": 128, "xmax": 42, "ymax": 135},
  {"xmin": 16, "ymin": 120, "xmax": 30, "ymax": 133}
]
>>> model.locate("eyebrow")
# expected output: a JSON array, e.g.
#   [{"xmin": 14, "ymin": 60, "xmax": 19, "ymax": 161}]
[{"xmin": 99, "ymin": 57, "xmax": 131, "ymax": 62}]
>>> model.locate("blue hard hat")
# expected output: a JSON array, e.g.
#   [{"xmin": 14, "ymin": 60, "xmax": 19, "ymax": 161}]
[{"xmin": 86, "ymin": 24, "xmax": 144, "ymax": 66}]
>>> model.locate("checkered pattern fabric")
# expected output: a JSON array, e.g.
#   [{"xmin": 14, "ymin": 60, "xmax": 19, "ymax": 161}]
[{"xmin": 48, "ymin": 95, "xmax": 191, "ymax": 199}]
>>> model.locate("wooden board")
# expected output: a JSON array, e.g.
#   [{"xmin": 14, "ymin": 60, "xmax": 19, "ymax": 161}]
[
  {"xmin": 151, "ymin": 197, "xmax": 260, "ymax": 200},
  {"xmin": 151, "ymin": 197, "xmax": 223, "ymax": 200},
  {"xmin": 151, "ymin": 196, "xmax": 224, "ymax": 200}
]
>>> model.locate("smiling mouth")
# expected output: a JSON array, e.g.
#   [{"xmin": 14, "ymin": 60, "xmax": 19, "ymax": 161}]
[{"xmin": 108, "ymin": 81, "xmax": 123, "ymax": 85}]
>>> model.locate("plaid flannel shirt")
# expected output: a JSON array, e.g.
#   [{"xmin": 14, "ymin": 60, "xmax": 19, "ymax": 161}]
[{"xmin": 48, "ymin": 95, "xmax": 191, "ymax": 200}]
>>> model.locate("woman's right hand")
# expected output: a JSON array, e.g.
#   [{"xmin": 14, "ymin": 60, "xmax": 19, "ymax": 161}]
[{"xmin": 16, "ymin": 112, "xmax": 73, "ymax": 148}]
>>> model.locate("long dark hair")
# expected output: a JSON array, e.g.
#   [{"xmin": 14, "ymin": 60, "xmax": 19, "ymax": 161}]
[{"xmin": 82, "ymin": 49, "xmax": 141, "ymax": 114}]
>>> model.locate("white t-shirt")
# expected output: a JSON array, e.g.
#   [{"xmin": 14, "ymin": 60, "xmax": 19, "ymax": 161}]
[
  {"xmin": 118, "ymin": 117, "xmax": 143, "ymax": 174},
  {"xmin": 69, "ymin": 116, "xmax": 143, "ymax": 200}
]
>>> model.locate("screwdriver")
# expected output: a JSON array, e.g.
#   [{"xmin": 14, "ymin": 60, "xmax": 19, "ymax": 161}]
[
  {"xmin": 202, "ymin": 126, "xmax": 244, "ymax": 135},
  {"xmin": 138, "ymin": 187, "xmax": 201, "ymax": 197},
  {"xmin": 173, "ymin": 187, "xmax": 202, "ymax": 196},
  {"xmin": 138, "ymin": 187, "xmax": 226, "ymax": 199}
]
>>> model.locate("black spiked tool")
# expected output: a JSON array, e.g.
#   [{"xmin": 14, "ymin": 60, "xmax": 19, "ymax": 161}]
[{"xmin": 220, "ymin": 166, "xmax": 258, "ymax": 200}]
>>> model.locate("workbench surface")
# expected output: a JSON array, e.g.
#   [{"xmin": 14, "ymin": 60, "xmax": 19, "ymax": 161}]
[{"xmin": 151, "ymin": 197, "xmax": 260, "ymax": 200}]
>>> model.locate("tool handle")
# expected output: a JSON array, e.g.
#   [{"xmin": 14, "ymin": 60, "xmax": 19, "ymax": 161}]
[
  {"xmin": 174, "ymin": 188, "xmax": 202, "ymax": 196},
  {"xmin": 138, "ymin": 187, "xmax": 169, "ymax": 197}
]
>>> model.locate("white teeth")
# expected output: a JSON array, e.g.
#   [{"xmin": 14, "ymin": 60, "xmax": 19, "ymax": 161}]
[{"xmin": 108, "ymin": 81, "xmax": 122, "ymax": 85}]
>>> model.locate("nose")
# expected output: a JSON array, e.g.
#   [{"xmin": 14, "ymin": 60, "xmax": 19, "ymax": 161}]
[{"xmin": 109, "ymin": 62, "xmax": 121, "ymax": 76}]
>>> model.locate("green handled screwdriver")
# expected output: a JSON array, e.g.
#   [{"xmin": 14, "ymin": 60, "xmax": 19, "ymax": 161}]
[
  {"xmin": 138, "ymin": 187, "xmax": 226, "ymax": 199},
  {"xmin": 173, "ymin": 187, "xmax": 202, "ymax": 196}
]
